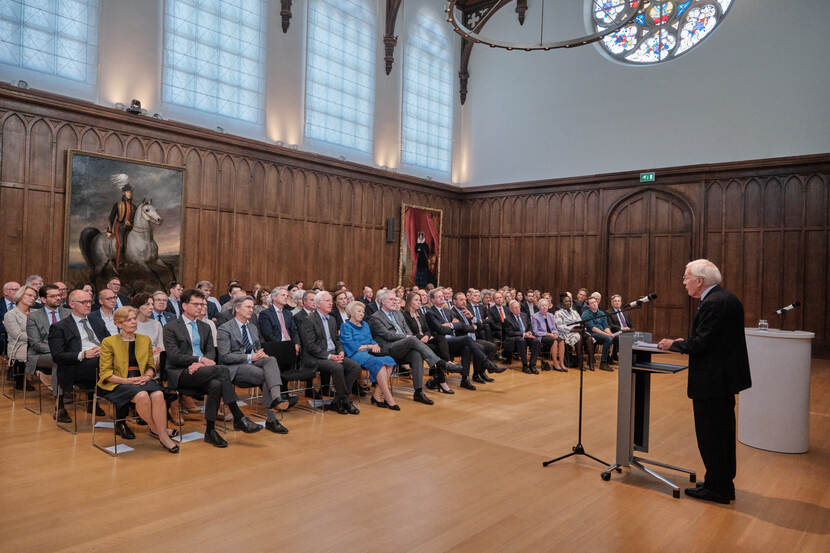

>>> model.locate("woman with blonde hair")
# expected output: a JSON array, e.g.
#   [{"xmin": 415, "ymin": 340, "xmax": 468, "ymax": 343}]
[
  {"xmin": 98, "ymin": 306, "xmax": 179, "ymax": 453},
  {"xmin": 4, "ymin": 285, "xmax": 38, "ymax": 390}
]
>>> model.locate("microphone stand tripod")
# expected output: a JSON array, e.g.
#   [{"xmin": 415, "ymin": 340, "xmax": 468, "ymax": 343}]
[{"xmin": 542, "ymin": 303, "xmax": 644, "ymax": 471}]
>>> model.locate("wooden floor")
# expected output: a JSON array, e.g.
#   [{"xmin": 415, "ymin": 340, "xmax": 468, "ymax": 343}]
[{"xmin": 2, "ymin": 354, "xmax": 829, "ymax": 553}]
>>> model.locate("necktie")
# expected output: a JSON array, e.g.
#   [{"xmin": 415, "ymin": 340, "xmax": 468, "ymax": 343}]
[
  {"xmin": 387, "ymin": 312, "xmax": 404, "ymax": 335},
  {"xmin": 473, "ymin": 305, "xmax": 479, "ymax": 321},
  {"xmin": 79, "ymin": 318, "xmax": 100, "ymax": 346},
  {"xmin": 322, "ymin": 315, "xmax": 335, "ymax": 351},
  {"xmin": 618, "ymin": 310, "xmax": 626, "ymax": 328},
  {"xmin": 499, "ymin": 307, "xmax": 505, "ymax": 322},
  {"xmin": 241, "ymin": 323, "xmax": 253, "ymax": 354},
  {"xmin": 156, "ymin": 312, "xmax": 165, "ymax": 326},
  {"xmin": 439, "ymin": 308, "xmax": 448, "ymax": 323},
  {"xmin": 189, "ymin": 321, "xmax": 204, "ymax": 357},
  {"xmin": 276, "ymin": 308, "xmax": 290, "ymax": 341},
  {"xmin": 545, "ymin": 317, "xmax": 551, "ymax": 333},
  {"xmin": 517, "ymin": 314, "xmax": 524, "ymax": 334},
  {"xmin": 50, "ymin": 310, "xmax": 57, "ymax": 325}
]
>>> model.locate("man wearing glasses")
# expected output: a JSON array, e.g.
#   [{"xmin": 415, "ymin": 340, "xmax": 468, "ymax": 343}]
[
  {"xmin": 88, "ymin": 290, "xmax": 119, "ymax": 338},
  {"xmin": 163, "ymin": 289, "xmax": 261, "ymax": 448},
  {"xmin": 27, "ymin": 284, "xmax": 70, "ymax": 390},
  {"xmin": 48, "ymin": 290, "xmax": 109, "ymax": 423}
]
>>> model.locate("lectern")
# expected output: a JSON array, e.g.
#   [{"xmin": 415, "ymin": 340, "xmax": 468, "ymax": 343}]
[{"xmin": 601, "ymin": 331, "xmax": 696, "ymax": 498}]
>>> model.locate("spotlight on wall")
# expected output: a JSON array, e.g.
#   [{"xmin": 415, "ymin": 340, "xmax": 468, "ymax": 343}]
[
  {"xmin": 126, "ymin": 99, "xmax": 142, "ymax": 114},
  {"xmin": 275, "ymin": 140, "xmax": 285, "ymax": 146},
  {"xmin": 17, "ymin": 80, "xmax": 28, "ymax": 89},
  {"xmin": 216, "ymin": 126, "xmax": 224, "ymax": 133},
  {"xmin": 338, "ymin": 155, "xmax": 346, "ymax": 161},
  {"xmin": 152, "ymin": 113, "xmax": 162, "ymax": 119}
]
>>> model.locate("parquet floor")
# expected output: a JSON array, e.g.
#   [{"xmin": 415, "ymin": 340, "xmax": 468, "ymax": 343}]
[{"xmin": 1, "ymin": 354, "xmax": 828, "ymax": 553}]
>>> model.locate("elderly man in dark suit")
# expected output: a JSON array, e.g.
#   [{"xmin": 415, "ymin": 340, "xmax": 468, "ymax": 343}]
[
  {"xmin": 370, "ymin": 290, "xmax": 461, "ymax": 403},
  {"xmin": 299, "ymin": 291, "xmax": 361, "ymax": 414},
  {"xmin": 47, "ymin": 290, "xmax": 109, "ymax": 423},
  {"xmin": 218, "ymin": 296, "xmax": 289, "ymax": 434},
  {"xmin": 26, "ymin": 284, "xmax": 70, "ymax": 389},
  {"xmin": 658, "ymin": 259, "xmax": 752, "ymax": 504},
  {"xmin": 163, "ymin": 289, "xmax": 261, "ymax": 448},
  {"xmin": 607, "ymin": 294, "xmax": 633, "ymax": 363},
  {"xmin": 503, "ymin": 300, "xmax": 542, "ymax": 374}
]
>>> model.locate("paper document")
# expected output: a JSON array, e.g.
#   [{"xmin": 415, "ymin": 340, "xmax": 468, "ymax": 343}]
[{"xmin": 634, "ymin": 341, "xmax": 660, "ymax": 349}]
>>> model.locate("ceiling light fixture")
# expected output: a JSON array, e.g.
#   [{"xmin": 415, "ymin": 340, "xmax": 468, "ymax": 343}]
[{"xmin": 445, "ymin": 0, "xmax": 644, "ymax": 52}]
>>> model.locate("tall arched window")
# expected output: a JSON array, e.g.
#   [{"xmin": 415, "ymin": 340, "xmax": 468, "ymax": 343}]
[
  {"xmin": 401, "ymin": 14, "xmax": 453, "ymax": 175},
  {"xmin": 0, "ymin": 0, "xmax": 99, "ymax": 83},
  {"xmin": 592, "ymin": 0, "xmax": 734, "ymax": 64},
  {"xmin": 163, "ymin": 0, "xmax": 265, "ymax": 123},
  {"xmin": 305, "ymin": 0, "xmax": 376, "ymax": 154}
]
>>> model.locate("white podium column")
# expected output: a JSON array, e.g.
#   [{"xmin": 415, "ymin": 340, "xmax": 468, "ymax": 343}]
[{"xmin": 738, "ymin": 329, "xmax": 814, "ymax": 453}]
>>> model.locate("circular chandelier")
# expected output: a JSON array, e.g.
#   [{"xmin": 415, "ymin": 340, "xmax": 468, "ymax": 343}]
[{"xmin": 445, "ymin": 0, "xmax": 646, "ymax": 52}]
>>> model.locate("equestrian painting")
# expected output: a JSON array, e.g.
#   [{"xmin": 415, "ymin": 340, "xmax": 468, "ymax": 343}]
[{"xmin": 65, "ymin": 152, "xmax": 184, "ymax": 292}]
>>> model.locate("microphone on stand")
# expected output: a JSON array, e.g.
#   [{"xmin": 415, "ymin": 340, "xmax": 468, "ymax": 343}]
[
  {"xmin": 627, "ymin": 293, "xmax": 658, "ymax": 309},
  {"xmin": 775, "ymin": 301, "xmax": 800, "ymax": 316}
]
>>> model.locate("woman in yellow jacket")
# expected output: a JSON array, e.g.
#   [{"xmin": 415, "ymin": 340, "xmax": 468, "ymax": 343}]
[{"xmin": 98, "ymin": 306, "xmax": 179, "ymax": 453}]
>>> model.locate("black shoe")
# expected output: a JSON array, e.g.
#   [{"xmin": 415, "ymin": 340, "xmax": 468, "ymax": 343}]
[
  {"xmin": 135, "ymin": 417, "xmax": 148, "ymax": 426},
  {"xmin": 599, "ymin": 363, "xmax": 613, "ymax": 372},
  {"xmin": 472, "ymin": 373, "xmax": 486, "ymax": 384},
  {"xmin": 529, "ymin": 366, "xmax": 540, "ymax": 375},
  {"xmin": 387, "ymin": 403, "xmax": 401, "ymax": 411},
  {"xmin": 161, "ymin": 441, "xmax": 180, "ymax": 454},
  {"xmin": 460, "ymin": 379, "xmax": 476, "ymax": 391},
  {"xmin": 413, "ymin": 390, "xmax": 434, "ymax": 405},
  {"xmin": 344, "ymin": 401, "xmax": 360, "ymax": 415},
  {"xmin": 115, "ymin": 422, "xmax": 136, "ymax": 440},
  {"xmin": 233, "ymin": 416, "xmax": 262, "ymax": 433},
  {"xmin": 437, "ymin": 360, "xmax": 463, "ymax": 374},
  {"xmin": 522, "ymin": 367, "xmax": 532, "ymax": 374},
  {"xmin": 695, "ymin": 482, "xmax": 735, "ymax": 500},
  {"xmin": 485, "ymin": 362, "xmax": 506, "ymax": 374},
  {"xmin": 479, "ymin": 371, "xmax": 495, "ymax": 382},
  {"xmin": 684, "ymin": 486, "xmax": 731, "ymax": 504},
  {"xmin": 437, "ymin": 384, "xmax": 455, "ymax": 395},
  {"xmin": 86, "ymin": 404, "xmax": 105, "ymax": 417},
  {"xmin": 425, "ymin": 379, "xmax": 439, "ymax": 391},
  {"xmin": 265, "ymin": 419, "xmax": 289, "ymax": 434},
  {"xmin": 497, "ymin": 355, "xmax": 511, "ymax": 363},
  {"xmin": 540, "ymin": 361, "xmax": 551, "ymax": 371},
  {"xmin": 204, "ymin": 429, "xmax": 228, "ymax": 448},
  {"xmin": 553, "ymin": 365, "xmax": 568, "ymax": 373},
  {"xmin": 54, "ymin": 407, "xmax": 72, "ymax": 424},
  {"xmin": 371, "ymin": 396, "xmax": 388, "ymax": 408},
  {"xmin": 286, "ymin": 395, "xmax": 299, "ymax": 408}
]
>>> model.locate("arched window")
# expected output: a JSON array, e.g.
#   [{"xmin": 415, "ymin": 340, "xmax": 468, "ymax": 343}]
[
  {"xmin": 305, "ymin": 0, "xmax": 376, "ymax": 154},
  {"xmin": 0, "ymin": 0, "xmax": 99, "ymax": 83},
  {"xmin": 592, "ymin": 0, "xmax": 734, "ymax": 64},
  {"xmin": 163, "ymin": 0, "xmax": 265, "ymax": 123},
  {"xmin": 401, "ymin": 14, "xmax": 453, "ymax": 175}
]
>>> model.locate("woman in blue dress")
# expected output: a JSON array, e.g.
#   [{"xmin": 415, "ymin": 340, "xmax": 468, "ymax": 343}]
[{"xmin": 340, "ymin": 301, "xmax": 400, "ymax": 410}]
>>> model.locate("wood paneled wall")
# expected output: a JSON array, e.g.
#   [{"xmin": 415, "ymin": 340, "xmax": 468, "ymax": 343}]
[
  {"xmin": 2, "ymin": 85, "xmax": 829, "ymax": 352},
  {"xmin": 459, "ymin": 160, "xmax": 830, "ymax": 352},
  {"xmin": 0, "ymin": 85, "xmax": 462, "ymax": 293}
]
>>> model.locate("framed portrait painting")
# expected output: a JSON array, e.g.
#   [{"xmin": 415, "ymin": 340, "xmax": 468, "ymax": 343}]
[
  {"xmin": 64, "ymin": 151, "xmax": 184, "ymax": 293},
  {"xmin": 398, "ymin": 204, "xmax": 443, "ymax": 288}
]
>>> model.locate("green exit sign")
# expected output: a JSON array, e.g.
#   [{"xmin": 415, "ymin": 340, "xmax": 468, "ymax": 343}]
[{"xmin": 640, "ymin": 172, "xmax": 655, "ymax": 182}]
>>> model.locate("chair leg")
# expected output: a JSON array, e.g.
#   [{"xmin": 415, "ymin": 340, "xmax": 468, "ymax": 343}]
[{"xmin": 23, "ymin": 373, "xmax": 43, "ymax": 415}]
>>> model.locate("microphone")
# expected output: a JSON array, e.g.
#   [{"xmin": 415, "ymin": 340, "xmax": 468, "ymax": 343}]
[
  {"xmin": 627, "ymin": 293, "xmax": 657, "ymax": 309},
  {"xmin": 775, "ymin": 301, "xmax": 800, "ymax": 315}
]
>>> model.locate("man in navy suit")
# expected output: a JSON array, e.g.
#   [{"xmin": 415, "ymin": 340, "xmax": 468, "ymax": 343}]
[
  {"xmin": 48, "ymin": 290, "xmax": 109, "ymax": 423},
  {"xmin": 87, "ymin": 290, "xmax": 117, "ymax": 339},
  {"xmin": 165, "ymin": 281, "xmax": 183, "ymax": 318},
  {"xmin": 607, "ymin": 294, "xmax": 633, "ymax": 363},
  {"xmin": 658, "ymin": 259, "xmax": 752, "ymax": 504},
  {"xmin": 151, "ymin": 291, "xmax": 176, "ymax": 325}
]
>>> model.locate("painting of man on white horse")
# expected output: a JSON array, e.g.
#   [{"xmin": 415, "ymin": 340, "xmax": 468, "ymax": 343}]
[{"xmin": 65, "ymin": 153, "xmax": 183, "ymax": 293}]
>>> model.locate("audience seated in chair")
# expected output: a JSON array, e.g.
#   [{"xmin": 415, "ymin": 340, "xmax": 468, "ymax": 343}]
[
  {"xmin": 5, "ymin": 284, "xmax": 38, "ymax": 391},
  {"xmin": 502, "ymin": 300, "xmax": 542, "ymax": 374},
  {"xmin": 162, "ymin": 288, "xmax": 262, "ymax": 448},
  {"xmin": 97, "ymin": 306, "xmax": 179, "ymax": 453},
  {"xmin": 402, "ymin": 292, "xmax": 454, "ymax": 395},
  {"xmin": 531, "ymin": 298, "xmax": 567, "ymax": 372},
  {"xmin": 217, "ymin": 295, "xmax": 290, "ymax": 434},
  {"xmin": 340, "ymin": 301, "xmax": 399, "ymax": 410},
  {"xmin": 607, "ymin": 294, "xmax": 633, "ymax": 363},
  {"xmin": 131, "ymin": 293, "xmax": 165, "ymax": 367},
  {"xmin": 48, "ymin": 289, "xmax": 109, "ymax": 423},
  {"xmin": 581, "ymin": 297, "xmax": 614, "ymax": 371},
  {"xmin": 26, "ymin": 284, "xmax": 69, "ymax": 390}
]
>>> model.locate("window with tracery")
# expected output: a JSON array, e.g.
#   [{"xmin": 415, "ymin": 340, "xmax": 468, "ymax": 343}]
[{"xmin": 592, "ymin": 0, "xmax": 734, "ymax": 64}]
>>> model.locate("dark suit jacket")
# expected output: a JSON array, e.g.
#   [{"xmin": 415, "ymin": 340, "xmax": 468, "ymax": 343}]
[
  {"xmin": 259, "ymin": 305, "xmax": 301, "ymax": 345},
  {"xmin": 151, "ymin": 310, "xmax": 176, "ymax": 326},
  {"xmin": 468, "ymin": 303, "xmax": 490, "ymax": 325},
  {"xmin": 607, "ymin": 308, "xmax": 633, "ymax": 333},
  {"xmin": 47, "ymin": 315, "xmax": 110, "ymax": 370},
  {"xmin": 670, "ymin": 285, "xmax": 752, "ymax": 399},
  {"xmin": 86, "ymin": 310, "xmax": 114, "ymax": 341},
  {"xmin": 403, "ymin": 310, "xmax": 433, "ymax": 340},
  {"xmin": 503, "ymin": 311, "xmax": 533, "ymax": 339},
  {"xmin": 298, "ymin": 311, "xmax": 343, "ymax": 366},
  {"xmin": 162, "ymin": 317, "xmax": 217, "ymax": 389},
  {"xmin": 521, "ymin": 301, "xmax": 539, "ymax": 318},
  {"xmin": 449, "ymin": 306, "xmax": 478, "ymax": 337},
  {"xmin": 425, "ymin": 305, "xmax": 464, "ymax": 336},
  {"xmin": 165, "ymin": 298, "xmax": 182, "ymax": 318},
  {"xmin": 488, "ymin": 305, "xmax": 508, "ymax": 328},
  {"xmin": 0, "ymin": 298, "xmax": 13, "ymax": 353},
  {"xmin": 364, "ymin": 300, "xmax": 381, "ymax": 316}
]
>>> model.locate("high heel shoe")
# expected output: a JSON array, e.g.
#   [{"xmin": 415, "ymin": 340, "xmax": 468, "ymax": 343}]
[
  {"xmin": 386, "ymin": 403, "xmax": 401, "ymax": 411},
  {"xmin": 160, "ymin": 439, "xmax": 180, "ymax": 454},
  {"xmin": 370, "ymin": 396, "xmax": 388, "ymax": 408}
]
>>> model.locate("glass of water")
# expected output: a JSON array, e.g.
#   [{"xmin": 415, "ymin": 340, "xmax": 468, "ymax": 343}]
[{"xmin": 758, "ymin": 319, "xmax": 769, "ymax": 330}]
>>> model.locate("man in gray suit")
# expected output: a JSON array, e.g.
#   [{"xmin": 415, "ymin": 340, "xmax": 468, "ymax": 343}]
[
  {"xmin": 368, "ymin": 290, "xmax": 462, "ymax": 405},
  {"xmin": 217, "ymin": 296, "xmax": 289, "ymax": 434},
  {"xmin": 26, "ymin": 283, "xmax": 69, "ymax": 390}
]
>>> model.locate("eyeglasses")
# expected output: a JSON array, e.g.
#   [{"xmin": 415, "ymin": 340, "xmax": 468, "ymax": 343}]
[
  {"xmin": 682, "ymin": 275, "xmax": 700, "ymax": 282},
  {"xmin": 188, "ymin": 302, "xmax": 208, "ymax": 307},
  {"xmin": 73, "ymin": 300, "xmax": 93, "ymax": 305},
  {"xmin": 100, "ymin": 295, "xmax": 117, "ymax": 301}
]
